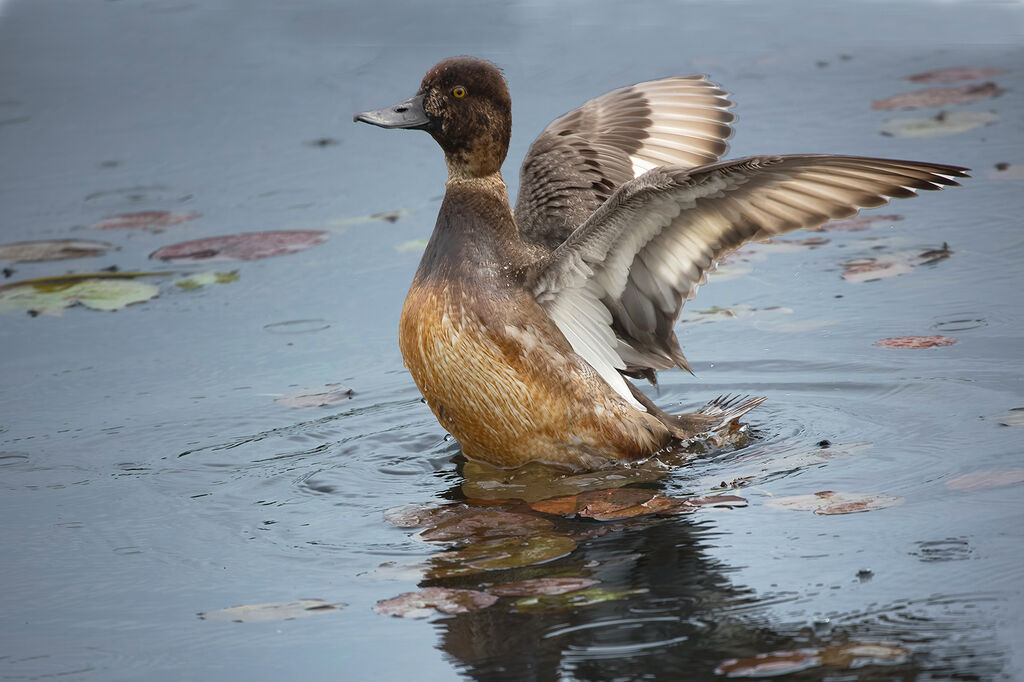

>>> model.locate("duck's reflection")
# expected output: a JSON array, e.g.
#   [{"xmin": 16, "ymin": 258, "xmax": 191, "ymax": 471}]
[{"xmin": 384, "ymin": 458, "xmax": 1006, "ymax": 681}]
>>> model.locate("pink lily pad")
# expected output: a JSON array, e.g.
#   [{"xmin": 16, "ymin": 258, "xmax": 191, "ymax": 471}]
[
  {"xmin": 766, "ymin": 490, "xmax": 904, "ymax": 515},
  {"xmin": 149, "ymin": 230, "xmax": 327, "ymax": 262},
  {"xmin": 91, "ymin": 211, "xmax": 200, "ymax": 230},
  {"xmin": 374, "ymin": 587, "xmax": 497, "ymax": 618},
  {"xmin": 873, "ymin": 82, "xmax": 1005, "ymax": 110},
  {"xmin": 907, "ymin": 66, "xmax": 1008, "ymax": 83},
  {"xmin": 875, "ymin": 335, "xmax": 957, "ymax": 349}
]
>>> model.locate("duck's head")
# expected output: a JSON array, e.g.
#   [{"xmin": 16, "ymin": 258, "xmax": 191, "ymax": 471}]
[{"xmin": 354, "ymin": 57, "xmax": 512, "ymax": 178}]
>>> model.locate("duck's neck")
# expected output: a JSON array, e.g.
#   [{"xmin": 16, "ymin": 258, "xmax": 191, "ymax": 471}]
[{"xmin": 413, "ymin": 170, "xmax": 525, "ymax": 285}]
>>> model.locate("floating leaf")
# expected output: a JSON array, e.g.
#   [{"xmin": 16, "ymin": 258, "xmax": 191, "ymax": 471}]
[
  {"xmin": 907, "ymin": 66, "xmax": 1008, "ymax": 83},
  {"xmin": 881, "ymin": 110, "xmax": 998, "ymax": 138},
  {"xmin": 993, "ymin": 408, "xmax": 1024, "ymax": 427},
  {"xmin": 150, "ymin": 230, "xmax": 327, "ymax": 262},
  {"xmin": 274, "ymin": 384, "xmax": 353, "ymax": 408},
  {"xmin": 816, "ymin": 214, "xmax": 902, "ymax": 232},
  {"xmin": 873, "ymin": 82, "xmax": 1005, "ymax": 110},
  {"xmin": 766, "ymin": 490, "xmax": 904, "ymax": 515},
  {"xmin": 384, "ymin": 502, "xmax": 476, "ymax": 528},
  {"xmin": 173, "ymin": 270, "xmax": 239, "ymax": 290},
  {"xmin": 418, "ymin": 508, "xmax": 554, "ymax": 543},
  {"xmin": 487, "ymin": 577, "xmax": 599, "ymax": 597},
  {"xmin": 842, "ymin": 244, "xmax": 951, "ymax": 283},
  {"xmin": 946, "ymin": 468, "xmax": 1024, "ymax": 491},
  {"xmin": 0, "ymin": 239, "xmax": 115, "ymax": 262},
  {"xmin": 530, "ymin": 488, "xmax": 677, "ymax": 520},
  {"xmin": 198, "ymin": 599, "xmax": 342, "ymax": 623},
  {"xmin": 716, "ymin": 641, "xmax": 908, "ymax": 677},
  {"xmin": 374, "ymin": 588, "xmax": 496, "ymax": 618},
  {"xmin": 511, "ymin": 587, "xmax": 647, "ymax": 613},
  {"xmin": 426, "ymin": 533, "xmax": 577, "ymax": 579},
  {"xmin": 874, "ymin": 335, "xmax": 956, "ymax": 349},
  {"xmin": 842, "ymin": 261, "xmax": 913, "ymax": 283},
  {"xmin": 0, "ymin": 275, "xmax": 159, "ymax": 315},
  {"xmin": 324, "ymin": 209, "xmax": 410, "ymax": 231},
  {"xmin": 91, "ymin": 211, "xmax": 200, "ymax": 231},
  {"xmin": 395, "ymin": 238, "xmax": 429, "ymax": 253}
]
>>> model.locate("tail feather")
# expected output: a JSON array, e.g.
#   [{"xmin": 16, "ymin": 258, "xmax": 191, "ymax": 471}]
[{"xmin": 687, "ymin": 393, "xmax": 766, "ymax": 432}]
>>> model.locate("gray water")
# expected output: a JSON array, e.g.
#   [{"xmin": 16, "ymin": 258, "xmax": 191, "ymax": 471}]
[{"xmin": 1, "ymin": 1, "xmax": 1023, "ymax": 680}]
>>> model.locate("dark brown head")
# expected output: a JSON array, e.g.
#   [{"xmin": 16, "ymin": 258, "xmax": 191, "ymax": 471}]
[{"xmin": 354, "ymin": 57, "xmax": 512, "ymax": 178}]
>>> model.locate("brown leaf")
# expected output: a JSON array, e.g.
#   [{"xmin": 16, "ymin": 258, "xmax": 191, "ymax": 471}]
[
  {"xmin": 418, "ymin": 508, "xmax": 554, "ymax": 543},
  {"xmin": 149, "ymin": 230, "xmax": 327, "ymax": 262},
  {"xmin": 841, "ymin": 261, "xmax": 913, "ymax": 283},
  {"xmin": 91, "ymin": 211, "xmax": 200, "ymax": 230},
  {"xmin": 716, "ymin": 650, "xmax": 819, "ymax": 676},
  {"xmin": 873, "ymin": 82, "xmax": 1005, "ymax": 110},
  {"xmin": 907, "ymin": 66, "xmax": 1008, "ymax": 83},
  {"xmin": 0, "ymin": 239, "xmax": 115, "ymax": 263},
  {"xmin": 487, "ymin": 577, "xmax": 599, "ymax": 597},
  {"xmin": 946, "ymin": 468, "xmax": 1024, "ymax": 491},
  {"xmin": 874, "ymin": 335, "xmax": 956, "ymax": 349},
  {"xmin": 374, "ymin": 587, "xmax": 497, "ymax": 618}
]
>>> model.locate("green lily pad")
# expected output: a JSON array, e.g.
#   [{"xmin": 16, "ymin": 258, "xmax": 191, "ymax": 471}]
[
  {"xmin": 0, "ymin": 275, "xmax": 159, "ymax": 315},
  {"xmin": 173, "ymin": 270, "xmax": 239, "ymax": 290},
  {"xmin": 511, "ymin": 587, "xmax": 647, "ymax": 613},
  {"xmin": 426, "ymin": 533, "xmax": 577, "ymax": 579},
  {"xmin": 198, "ymin": 599, "xmax": 342, "ymax": 623}
]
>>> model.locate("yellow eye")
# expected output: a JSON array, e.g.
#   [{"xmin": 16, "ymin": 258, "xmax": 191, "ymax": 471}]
[{"xmin": 452, "ymin": 86, "xmax": 467, "ymax": 98}]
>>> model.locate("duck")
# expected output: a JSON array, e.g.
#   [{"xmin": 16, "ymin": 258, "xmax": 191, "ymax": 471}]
[{"xmin": 354, "ymin": 56, "xmax": 967, "ymax": 471}]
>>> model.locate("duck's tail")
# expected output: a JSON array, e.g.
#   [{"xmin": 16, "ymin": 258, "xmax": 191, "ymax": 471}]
[{"xmin": 670, "ymin": 393, "xmax": 766, "ymax": 436}]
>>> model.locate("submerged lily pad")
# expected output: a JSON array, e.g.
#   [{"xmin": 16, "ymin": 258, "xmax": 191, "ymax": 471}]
[
  {"xmin": 529, "ymin": 489, "xmax": 746, "ymax": 520},
  {"xmin": 150, "ymin": 230, "xmax": 327, "ymax": 262},
  {"xmin": 173, "ymin": 270, "xmax": 239, "ymax": 290},
  {"xmin": 418, "ymin": 508, "xmax": 554, "ymax": 543},
  {"xmin": 461, "ymin": 459, "xmax": 665, "ymax": 503},
  {"xmin": 511, "ymin": 587, "xmax": 648, "ymax": 613},
  {"xmin": 881, "ymin": 110, "xmax": 998, "ymax": 138},
  {"xmin": 873, "ymin": 82, "xmax": 1005, "ymax": 110},
  {"xmin": 766, "ymin": 490, "xmax": 904, "ymax": 515},
  {"xmin": 874, "ymin": 335, "xmax": 957, "ymax": 349},
  {"xmin": 198, "ymin": 599, "xmax": 342, "ymax": 623},
  {"xmin": 395, "ymin": 238, "xmax": 429, "ymax": 253},
  {"xmin": 908, "ymin": 66, "xmax": 1007, "ymax": 83},
  {"xmin": 946, "ymin": 468, "xmax": 1024, "ymax": 491},
  {"xmin": 374, "ymin": 587, "xmax": 497, "ymax": 618},
  {"xmin": 0, "ymin": 274, "xmax": 159, "ymax": 315},
  {"xmin": 0, "ymin": 239, "xmax": 115, "ymax": 262},
  {"xmin": 91, "ymin": 210, "xmax": 200, "ymax": 231},
  {"xmin": 716, "ymin": 641, "xmax": 908, "ymax": 677},
  {"xmin": 487, "ymin": 577, "xmax": 599, "ymax": 597},
  {"xmin": 426, "ymin": 533, "xmax": 577, "ymax": 579}
]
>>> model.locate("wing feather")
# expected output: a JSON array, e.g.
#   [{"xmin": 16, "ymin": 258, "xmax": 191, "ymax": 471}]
[{"xmin": 530, "ymin": 155, "xmax": 968, "ymax": 405}]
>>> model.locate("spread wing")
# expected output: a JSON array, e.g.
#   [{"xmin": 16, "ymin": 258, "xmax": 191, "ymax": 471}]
[
  {"xmin": 530, "ymin": 155, "xmax": 968, "ymax": 409},
  {"xmin": 515, "ymin": 75, "xmax": 735, "ymax": 251}
]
